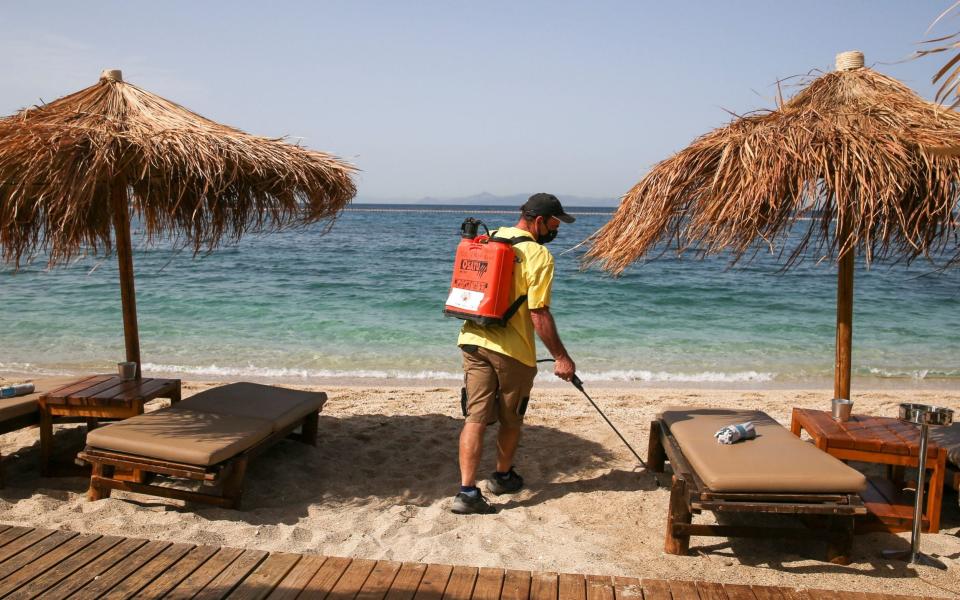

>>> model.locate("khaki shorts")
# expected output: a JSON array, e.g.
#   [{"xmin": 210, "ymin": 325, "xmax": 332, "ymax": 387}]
[{"xmin": 461, "ymin": 345, "xmax": 537, "ymax": 428}]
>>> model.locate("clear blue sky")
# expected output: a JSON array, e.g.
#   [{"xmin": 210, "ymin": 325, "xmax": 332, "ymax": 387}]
[{"xmin": 0, "ymin": 1, "xmax": 951, "ymax": 200}]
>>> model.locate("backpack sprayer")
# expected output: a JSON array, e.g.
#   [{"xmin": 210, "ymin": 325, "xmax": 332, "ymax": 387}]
[{"xmin": 537, "ymin": 359, "xmax": 648, "ymax": 470}]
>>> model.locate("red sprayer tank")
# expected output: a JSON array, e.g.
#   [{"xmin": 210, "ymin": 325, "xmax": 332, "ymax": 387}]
[{"xmin": 444, "ymin": 219, "xmax": 527, "ymax": 327}]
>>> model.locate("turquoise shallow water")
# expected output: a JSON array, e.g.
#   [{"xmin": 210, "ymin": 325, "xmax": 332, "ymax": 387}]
[{"xmin": 1, "ymin": 204, "xmax": 958, "ymax": 387}]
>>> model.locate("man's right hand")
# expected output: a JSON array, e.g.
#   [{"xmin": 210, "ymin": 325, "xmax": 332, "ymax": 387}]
[{"xmin": 554, "ymin": 354, "xmax": 576, "ymax": 382}]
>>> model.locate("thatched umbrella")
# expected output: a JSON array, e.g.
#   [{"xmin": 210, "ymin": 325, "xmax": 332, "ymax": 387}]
[
  {"xmin": 586, "ymin": 51, "xmax": 960, "ymax": 400},
  {"xmin": 0, "ymin": 69, "xmax": 357, "ymax": 378}
]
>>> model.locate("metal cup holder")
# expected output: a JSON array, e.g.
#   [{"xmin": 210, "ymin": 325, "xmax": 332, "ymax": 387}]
[{"xmin": 881, "ymin": 403, "xmax": 954, "ymax": 569}]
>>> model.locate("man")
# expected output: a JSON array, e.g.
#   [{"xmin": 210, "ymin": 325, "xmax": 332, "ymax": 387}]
[{"xmin": 452, "ymin": 192, "xmax": 577, "ymax": 515}]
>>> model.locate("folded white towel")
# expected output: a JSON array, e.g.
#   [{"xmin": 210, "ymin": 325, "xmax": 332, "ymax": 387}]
[
  {"xmin": 715, "ymin": 421, "xmax": 756, "ymax": 445},
  {"xmin": 0, "ymin": 383, "xmax": 35, "ymax": 399}
]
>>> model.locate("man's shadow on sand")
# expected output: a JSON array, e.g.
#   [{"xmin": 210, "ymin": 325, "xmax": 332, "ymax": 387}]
[{"xmin": 0, "ymin": 413, "xmax": 657, "ymax": 521}]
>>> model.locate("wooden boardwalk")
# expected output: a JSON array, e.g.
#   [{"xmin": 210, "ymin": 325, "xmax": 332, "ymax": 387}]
[{"xmin": 0, "ymin": 526, "xmax": 944, "ymax": 600}]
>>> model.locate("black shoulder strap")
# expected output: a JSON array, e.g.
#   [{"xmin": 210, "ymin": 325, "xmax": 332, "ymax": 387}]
[{"xmin": 489, "ymin": 230, "xmax": 536, "ymax": 246}]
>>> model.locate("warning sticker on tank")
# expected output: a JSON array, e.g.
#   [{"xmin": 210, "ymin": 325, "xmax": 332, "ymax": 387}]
[{"xmin": 446, "ymin": 288, "xmax": 484, "ymax": 311}]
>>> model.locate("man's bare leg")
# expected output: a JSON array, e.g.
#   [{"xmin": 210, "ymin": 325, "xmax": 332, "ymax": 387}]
[
  {"xmin": 459, "ymin": 422, "xmax": 486, "ymax": 486},
  {"xmin": 495, "ymin": 425, "xmax": 522, "ymax": 473}
]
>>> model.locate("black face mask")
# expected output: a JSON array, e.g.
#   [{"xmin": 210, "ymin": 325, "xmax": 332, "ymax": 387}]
[{"xmin": 538, "ymin": 222, "xmax": 558, "ymax": 244}]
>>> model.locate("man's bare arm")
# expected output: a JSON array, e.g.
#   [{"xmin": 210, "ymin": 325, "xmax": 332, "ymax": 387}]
[{"xmin": 530, "ymin": 307, "xmax": 575, "ymax": 381}]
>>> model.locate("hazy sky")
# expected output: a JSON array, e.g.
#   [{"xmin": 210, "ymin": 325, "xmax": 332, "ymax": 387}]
[{"xmin": 0, "ymin": 2, "xmax": 952, "ymax": 200}]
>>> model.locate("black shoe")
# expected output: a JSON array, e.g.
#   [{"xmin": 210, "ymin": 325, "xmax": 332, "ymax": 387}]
[
  {"xmin": 451, "ymin": 491, "xmax": 497, "ymax": 514},
  {"xmin": 487, "ymin": 467, "xmax": 524, "ymax": 495}
]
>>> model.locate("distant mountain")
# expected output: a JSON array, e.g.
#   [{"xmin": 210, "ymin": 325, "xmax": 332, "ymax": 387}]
[{"xmin": 355, "ymin": 191, "xmax": 619, "ymax": 207}]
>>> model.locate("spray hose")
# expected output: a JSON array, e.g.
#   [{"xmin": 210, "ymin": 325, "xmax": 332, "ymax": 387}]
[{"xmin": 537, "ymin": 359, "xmax": 648, "ymax": 469}]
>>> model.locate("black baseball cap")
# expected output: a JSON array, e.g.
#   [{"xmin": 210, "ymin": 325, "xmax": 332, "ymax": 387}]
[{"xmin": 521, "ymin": 193, "xmax": 575, "ymax": 223}]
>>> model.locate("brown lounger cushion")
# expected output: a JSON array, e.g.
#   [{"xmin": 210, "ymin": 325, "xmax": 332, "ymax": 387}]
[
  {"xmin": 176, "ymin": 382, "xmax": 326, "ymax": 431},
  {"xmin": 0, "ymin": 376, "xmax": 78, "ymax": 422},
  {"xmin": 661, "ymin": 407, "xmax": 867, "ymax": 493},
  {"xmin": 85, "ymin": 408, "xmax": 272, "ymax": 466}
]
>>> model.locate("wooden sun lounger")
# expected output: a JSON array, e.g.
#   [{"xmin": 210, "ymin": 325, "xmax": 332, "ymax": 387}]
[
  {"xmin": 0, "ymin": 377, "xmax": 76, "ymax": 486},
  {"xmin": 647, "ymin": 408, "xmax": 868, "ymax": 565},
  {"xmin": 76, "ymin": 382, "xmax": 325, "ymax": 509}
]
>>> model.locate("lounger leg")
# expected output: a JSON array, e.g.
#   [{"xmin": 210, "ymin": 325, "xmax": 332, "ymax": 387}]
[
  {"xmin": 301, "ymin": 411, "xmax": 319, "ymax": 446},
  {"xmin": 664, "ymin": 475, "xmax": 692, "ymax": 555},
  {"xmin": 222, "ymin": 455, "xmax": 249, "ymax": 510},
  {"xmin": 39, "ymin": 410, "xmax": 53, "ymax": 477},
  {"xmin": 647, "ymin": 420, "xmax": 666, "ymax": 473},
  {"xmin": 826, "ymin": 515, "xmax": 854, "ymax": 565},
  {"xmin": 87, "ymin": 462, "xmax": 112, "ymax": 501}
]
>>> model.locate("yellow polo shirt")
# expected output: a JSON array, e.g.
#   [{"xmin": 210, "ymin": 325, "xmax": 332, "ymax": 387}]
[{"xmin": 457, "ymin": 227, "xmax": 555, "ymax": 367}]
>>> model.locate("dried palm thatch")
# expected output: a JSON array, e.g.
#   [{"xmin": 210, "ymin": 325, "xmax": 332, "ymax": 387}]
[
  {"xmin": 0, "ymin": 69, "xmax": 357, "ymax": 267},
  {"xmin": 916, "ymin": 1, "xmax": 960, "ymax": 109},
  {"xmin": 586, "ymin": 55, "xmax": 960, "ymax": 275},
  {"xmin": 585, "ymin": 51, "xmax": 960, "ymax": 400},
  {"xmin": 0, "ymin": 69, "xmax": 357, "ymax": 375}
]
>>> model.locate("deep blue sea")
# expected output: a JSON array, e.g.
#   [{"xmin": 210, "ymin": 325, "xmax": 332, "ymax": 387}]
[{"xmin": 1, "ymin": 204, "xmax": 958, "ymax": 387}]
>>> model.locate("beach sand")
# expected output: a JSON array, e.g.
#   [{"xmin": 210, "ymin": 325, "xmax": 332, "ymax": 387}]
[{"xmin": 0, "ymin": 376, "xmax": 957, "ymax": 597}]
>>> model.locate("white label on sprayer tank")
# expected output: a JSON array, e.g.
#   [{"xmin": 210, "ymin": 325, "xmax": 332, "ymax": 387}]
[{"xmin": 446, "ymin": 288, "xmax": 484, "ymax": 311}]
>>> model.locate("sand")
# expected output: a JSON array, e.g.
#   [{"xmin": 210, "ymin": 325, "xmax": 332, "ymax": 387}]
[{"xmin": 0, "ymin": 376, "xmax": 958, "ymax": 597}]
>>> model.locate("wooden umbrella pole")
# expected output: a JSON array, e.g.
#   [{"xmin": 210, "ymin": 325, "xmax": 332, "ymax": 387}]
[
  {"xmin": 110, "ymin": 176, "xmax": 142, "ymax": 378},
  {"xmin": 834, "ymin": 221, "xmax": 855, "ymax": 400}
]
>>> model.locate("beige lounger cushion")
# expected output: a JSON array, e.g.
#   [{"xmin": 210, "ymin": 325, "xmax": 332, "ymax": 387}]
[
  {"xmin": 661, "ymin": 407, "xmax": 867, "ymax": 494},
  {"xmin": 929, "ymin": 424, "xmax": 960, "ymax": 467},
  {"xmin": 86, "ymin": 408, "xmax": 272, "ymax": 466},
  {"xmin": 0, "ymin": 376, "xmax": 77, "ymax": 422},
  {"xmin": 176, "ymin": 382, "xmax": 325, "ymax": 431}
]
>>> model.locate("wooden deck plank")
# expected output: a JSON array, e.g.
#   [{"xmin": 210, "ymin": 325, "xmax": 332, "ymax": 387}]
[
  {"xmin": 100, "ymin": 542, "xmax": 195, "ymax": 600},
  {"xmin": 327, "ymin": 558, "xmax": 378, "ymax": 600},
  {"xmin": 412, "ymin": 563, "xmax": 454, "ymax": 600},
  {"xmin": 5, "ymin": 534, "xmax": 123, "ymax": 600},
  {"xmin": 749, "ymin": 586, "xmax": 786, "ymax": 600},
  {"xmin": 724, "ymin": 583, "xmax": 759, "ymax": 600},
  {"xmin": 265, "ymin": 555, "xmax": 327, "ymax": 600},
  {"xmin": 502, "ymin": 569, "xmax": 532, "ymax": 600},
  {"xmin": 0, "ymin": 532, "xmax": 99, "ymax": 596},
  {"xmin": 474, "ymin": 567, "xmax": 506, "ymax": 600},
  {"xmin": 133, "ymin": 544, "xmax": 221, "ymax": 598},
  {"xmin": 442, "ymin": 565, "xmax": 479, "ymax": 600},
  {"xmin": 640, "ymin": 579, "xmax": 673, "ymax": 600},
  {"xmin": 68, "ymin": 540, "xmax": 171, "ymax": 600},
  {"xmin": 585, "ymin": 575, "xmax": 614, "ymax": 600},
  {"xmin": 776, "ymin": 589, "xmax": 811, "ymax": 600},
  {"xmin": 695, "ymin": 580, "xmax": 729, "ymax": 600},
  {"xmin": 35, "ymin": 537, "xmax": 147, "ymax": 600},
  {"xmin": 298, "ymin": 555, "xmax": 354, "ymax": 600},
  {"xmin": 193, "ymin": 548, "xmax": 269, "ymax": 600},
  {"xmin": 356, "ymin": 560, "xmax": 404, "ymax": 600},
  {"xmin": 530, "ymin": 572, "xmax": 558, "ymax": 600},
  {"xmin": 0, "ymin": 531, "xmax": 79, "ymax": 592},
  {"xmin": 227, "ymin": 552, "xmax": 302, "ymax": 600},
  {"xmin": 612, "ymin": 576, "xmax": 642, "ymax": 600},
  {"xmin": 668, "ymin": 579, "xmax": 701, "ymax": 600},
  {"xmin": 0, "ymin": 526, "xmax": 30, "ymax": 550},
  {"xmin": 0, "ymin": 527, "xmax": 59, "ymax": 566},
  {"xmin": 558, "ymin": 573, "xmax": 586, "ymax": 600},
  {"xmin": 164, "ymin": 546, "xmax": 246, "ymax": 600},
  {"xmin": 383, "ymin": 562, "xmax": 429, "ymax": 600}
]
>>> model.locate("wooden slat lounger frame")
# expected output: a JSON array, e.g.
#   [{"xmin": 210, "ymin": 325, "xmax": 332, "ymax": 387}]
[
  {"xmin": 647, "ymin": 419, "xmax": 867, "ymax": 565},
  {"xmin": 76, "ymin": 410, "xmax": 320, "ymax": 510}
]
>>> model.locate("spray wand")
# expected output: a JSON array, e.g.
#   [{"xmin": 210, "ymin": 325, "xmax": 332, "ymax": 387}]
[{"xmin": 537, "ymin": 359, "xmax": 648, "ymax": 469}]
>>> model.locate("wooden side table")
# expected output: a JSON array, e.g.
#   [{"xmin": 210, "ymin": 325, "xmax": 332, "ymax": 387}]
[
  {"xmin": 790, "ymin": 407, "xmax": 947, "ymax": 533},
  {"xmin": 38, "ymin": 375, "xmax": 181, "ymax": 475}
]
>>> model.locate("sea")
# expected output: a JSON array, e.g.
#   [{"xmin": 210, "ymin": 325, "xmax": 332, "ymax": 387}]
[{"xmin": 1, "ymin": 204, "xmax": 958, "ymax": 388}]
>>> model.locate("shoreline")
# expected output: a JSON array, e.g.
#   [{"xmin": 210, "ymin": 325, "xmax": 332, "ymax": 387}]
[{"xmin": 1, "ymin": 368, "xmax": 958, "ymax": 392}]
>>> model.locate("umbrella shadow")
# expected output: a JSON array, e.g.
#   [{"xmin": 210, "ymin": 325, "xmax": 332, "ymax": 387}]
[
  {"xmin": 1, "ymin": 413, "xmax": 641, "ymax": 525},
  {"xmin": 227, "ymin": 413, "xmax": 636, "ymax": 524}
]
